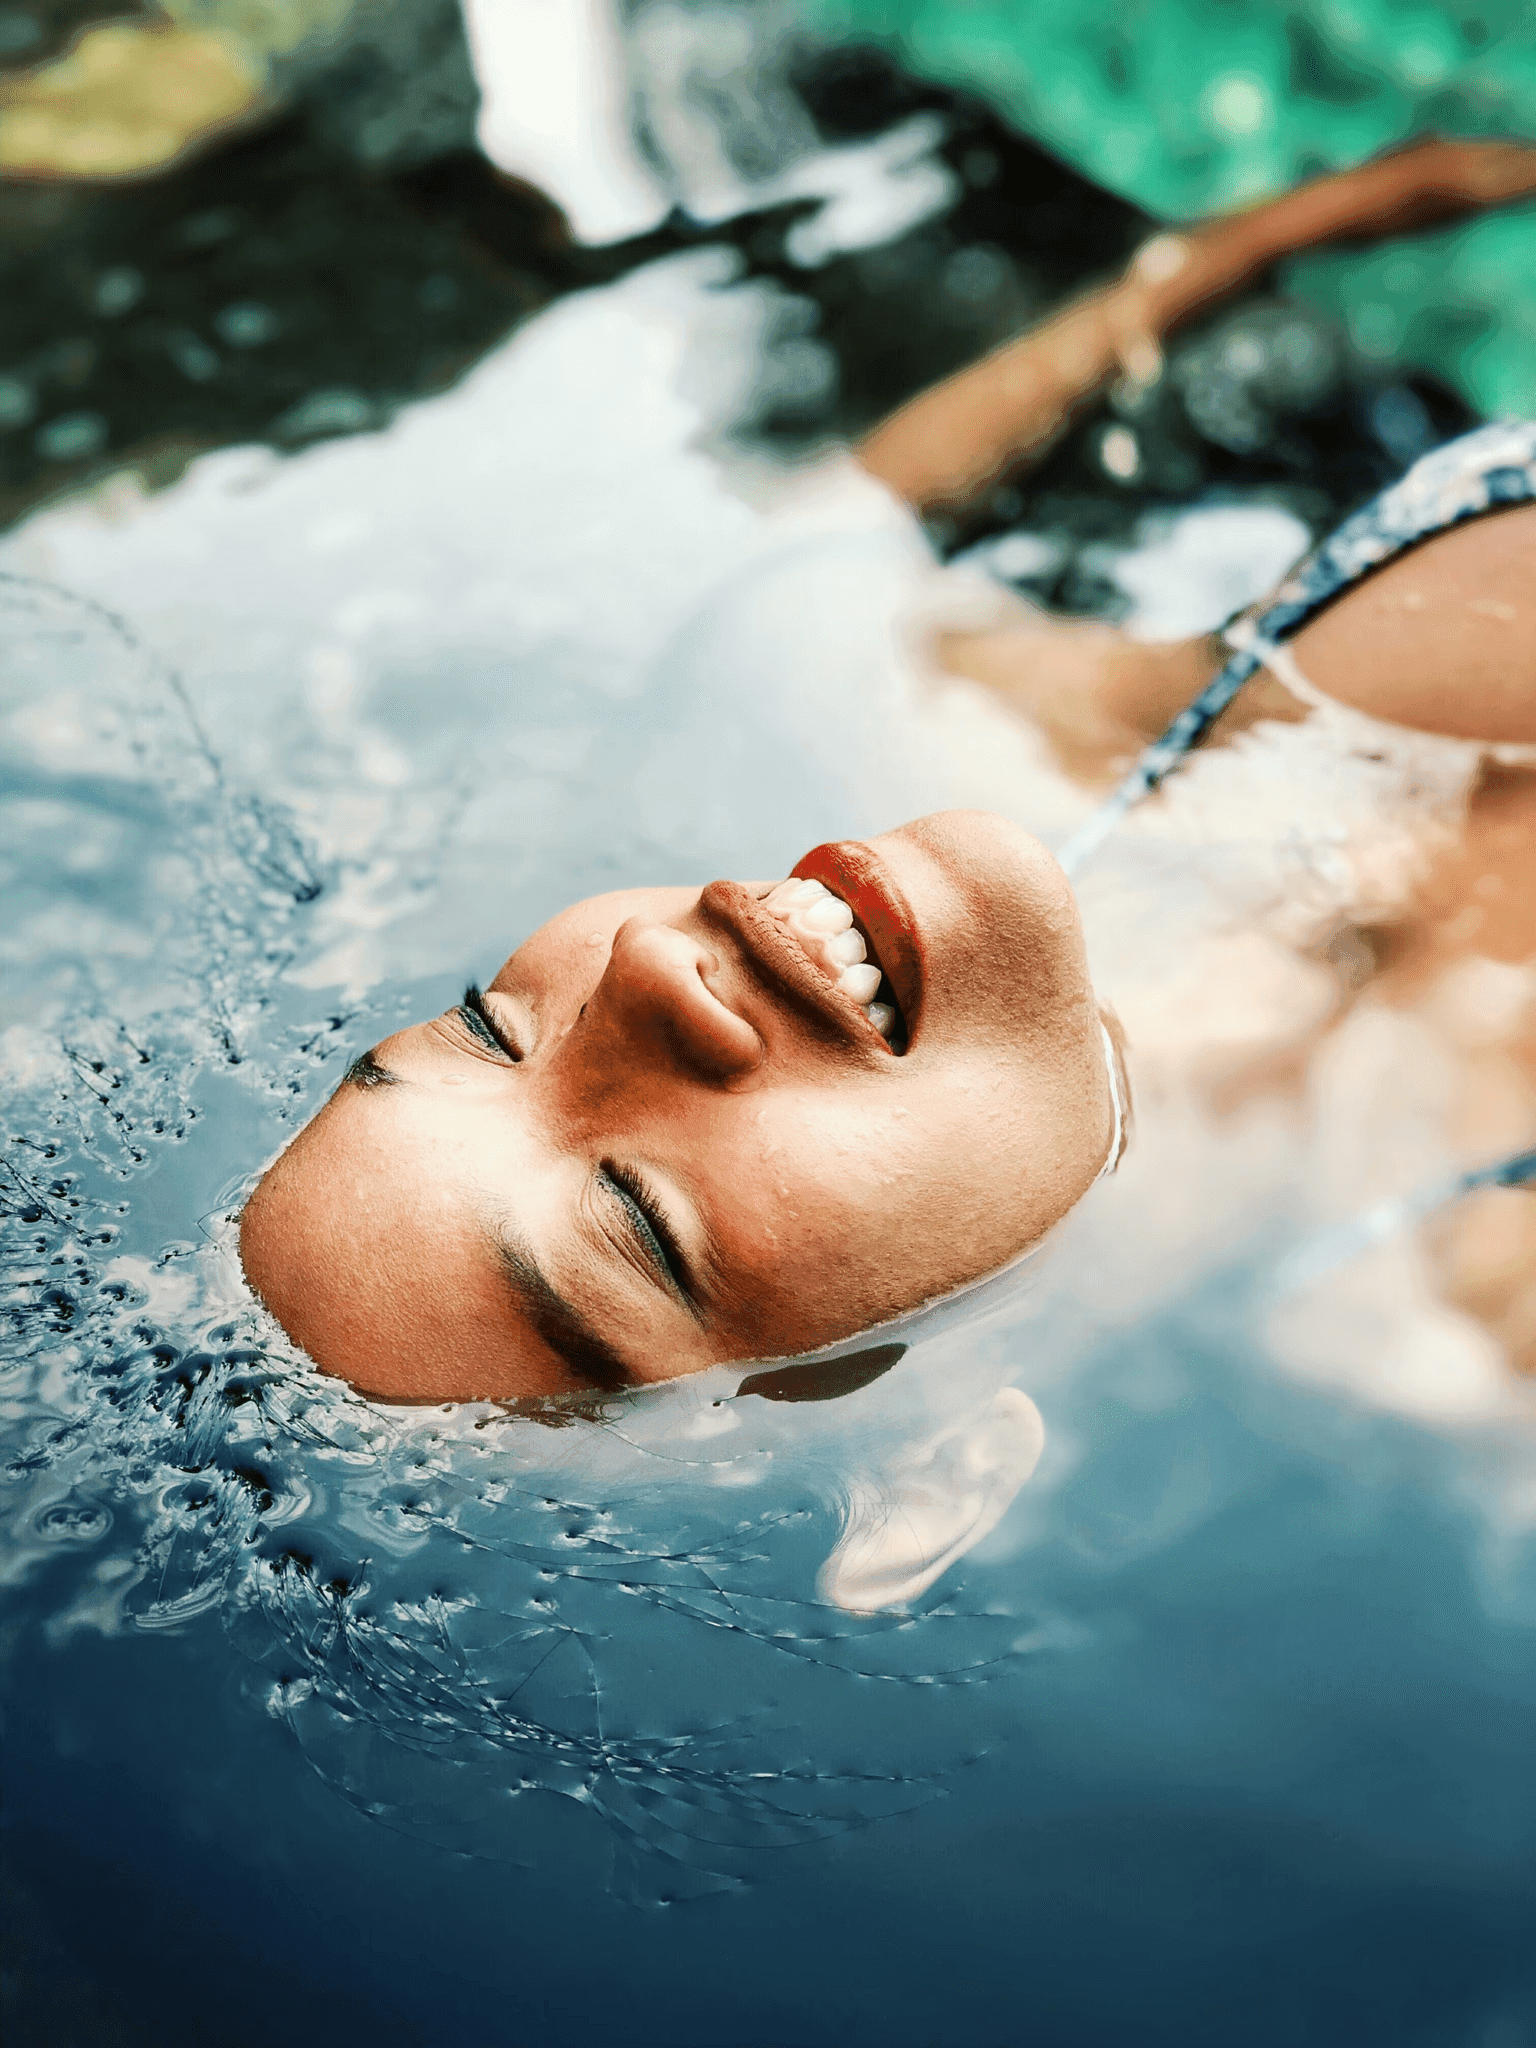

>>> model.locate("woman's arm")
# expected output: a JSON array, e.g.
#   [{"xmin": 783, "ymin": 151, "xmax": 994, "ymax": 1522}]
[{"xmin": 859, "ymin": 137, "xmax": 1536, "ymax": 516}]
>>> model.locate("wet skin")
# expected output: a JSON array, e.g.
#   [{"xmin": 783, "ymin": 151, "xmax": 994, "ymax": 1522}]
[{"xmin": 239, "ymin": 811, "xmax": 1117, "ymax": 1402}]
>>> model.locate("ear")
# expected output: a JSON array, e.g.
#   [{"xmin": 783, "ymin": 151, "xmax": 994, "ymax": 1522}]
[{"xmin": 817, "ymin": 1387, "xmax": 1046, "ymax": 1613}]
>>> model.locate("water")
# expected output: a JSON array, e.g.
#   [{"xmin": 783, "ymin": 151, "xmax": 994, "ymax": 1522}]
[{"xmin": 8, "ymin": 56, "xmax": 1536, "ymax": 2048}]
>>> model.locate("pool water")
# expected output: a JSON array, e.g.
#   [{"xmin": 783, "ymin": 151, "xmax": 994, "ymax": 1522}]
[{"xmin": 8, "ymin": 92, "xmax": 1536, "ymax": 2048}]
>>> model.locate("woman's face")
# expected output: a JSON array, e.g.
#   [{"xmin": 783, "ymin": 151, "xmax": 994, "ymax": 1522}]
[{"xmin": 239, "ymin": 811, "xmax": 1116, "ymax": 1400}]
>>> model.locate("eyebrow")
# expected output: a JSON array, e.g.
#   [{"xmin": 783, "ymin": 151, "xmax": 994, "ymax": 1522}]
[
  {"xmin": 495, "ymin": 1232, "xmax": 639, "ymax": 1392},
  {"xmin": 344, "ymin": 1049, "xmax": 402, "ymax": 1089}
]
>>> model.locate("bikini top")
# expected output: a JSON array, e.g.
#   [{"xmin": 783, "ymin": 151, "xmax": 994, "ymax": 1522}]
[
  {"xmin": 1059, "ymin": 416, "xmax": 1536, "ymax": 878},
  {"xmin": 1060, "ymin": 416, "xmax": 1536, "ymax": 1259}
]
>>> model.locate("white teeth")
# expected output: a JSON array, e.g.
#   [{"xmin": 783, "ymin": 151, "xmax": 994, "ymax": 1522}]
[
  {"xmin": 765, "ymin": 874, "xmax": 902, "ymax": 1040},
  {"xmin": 801, "ymin": 895, "xmax": 853, "ymax": 934},
  {"xmin": 765, "ymin": 877, "xmax": 825, "ymax": 910}
]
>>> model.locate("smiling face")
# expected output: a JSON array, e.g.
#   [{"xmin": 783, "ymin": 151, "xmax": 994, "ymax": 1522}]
[{"xmin": 238, "ymin": 811, "xmax": 1118, "ymax": 1401}]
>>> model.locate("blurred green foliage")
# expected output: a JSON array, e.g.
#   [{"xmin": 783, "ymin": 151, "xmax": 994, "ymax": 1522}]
[{"xmin": 796, "ymin": 0, "xmax": 1536, "ymax": 413}]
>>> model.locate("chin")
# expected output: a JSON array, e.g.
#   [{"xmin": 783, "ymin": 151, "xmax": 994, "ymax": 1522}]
[{"xmin": 892, "ymin": 809, "xmax": 1076, "ymax": 908}]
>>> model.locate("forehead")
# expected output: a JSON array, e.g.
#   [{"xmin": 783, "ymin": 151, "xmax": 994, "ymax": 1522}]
[
  {"xmin": 258, "ymin": 1073, "xmax": 514, "ymax": 1280},
  {"xmin": 239, "ymin": 1096, "xmax": 547, "ymax": 1397}
]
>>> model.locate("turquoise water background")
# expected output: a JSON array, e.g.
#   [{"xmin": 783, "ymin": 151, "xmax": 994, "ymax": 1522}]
[{"xmin": 800, "ymin": 0, "xmax": 1536, "ymax": 416}]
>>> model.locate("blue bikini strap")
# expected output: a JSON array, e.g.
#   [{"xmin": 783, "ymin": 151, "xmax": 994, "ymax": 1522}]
[{"xmin": 1058, "ymin": 417, "xmax": 1536, "ymax": 877}]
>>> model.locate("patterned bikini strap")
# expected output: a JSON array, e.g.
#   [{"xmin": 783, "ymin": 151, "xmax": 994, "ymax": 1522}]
[{"xmin": 1057, "ymin": 418, "xmax": 1536, "ymax": 878}]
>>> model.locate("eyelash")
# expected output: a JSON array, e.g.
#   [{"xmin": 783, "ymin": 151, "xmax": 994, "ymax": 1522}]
[
  {"xmin": 451, "ymin": 992, "xmax": 690, "ymax": 1307},
  {"xmin": 600, "ymin": 1161, "xmax": 690, "ymax": 1300},
  {"xmin": 457, "ymin": 984, "xmax": 521, "ymax": 1062}
]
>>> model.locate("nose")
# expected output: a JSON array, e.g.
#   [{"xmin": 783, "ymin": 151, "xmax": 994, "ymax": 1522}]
[{"xmin": 585, "ymin": 916, "xmax": 764, "ymax": 1081}]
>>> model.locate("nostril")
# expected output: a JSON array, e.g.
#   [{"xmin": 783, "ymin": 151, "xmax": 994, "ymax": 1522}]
[{"xmin": 606, "ymin": 917, "xmax": 764, "ymax": 1079}]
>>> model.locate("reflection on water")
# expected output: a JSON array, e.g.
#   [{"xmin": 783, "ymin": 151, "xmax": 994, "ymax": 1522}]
[{"xmin": 7, "ymin": 18, "xmax": 1536, "ymax": 2048}]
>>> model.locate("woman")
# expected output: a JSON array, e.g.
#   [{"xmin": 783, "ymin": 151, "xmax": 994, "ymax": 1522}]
[{"xmin": 239, "ymin": 136, "xmax": 1536, "ymax": 1402}]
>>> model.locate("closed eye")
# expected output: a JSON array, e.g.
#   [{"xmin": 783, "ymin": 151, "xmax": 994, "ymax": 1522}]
[
  {"xmin": 457, "ymin": 983, "xmax": 522, "ymax": 1063},
  {"xmin": 598, "ymin": 1161, "xmax": 700, "ymax": 1317}
]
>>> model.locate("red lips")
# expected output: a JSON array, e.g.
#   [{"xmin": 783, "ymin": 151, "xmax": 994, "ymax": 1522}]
[
  {"xmin": 790, "ymin": 839, "xmax": 925, "ymax": 1039},
  {"xmin": 696, "ymin": 879, "xmax": 892, "ymax": 1057}
]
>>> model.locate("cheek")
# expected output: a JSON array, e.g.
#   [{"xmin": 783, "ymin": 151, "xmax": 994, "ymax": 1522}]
[
  {"xmin": 839, "ymin": 1070, "xmax": 1040, "ymax": 1232},
  {"xmin": 704, "ymin": 1072, "xmax": 1061, "ymax": 1243},
  {"xmin": 698, "ymin": 1107, "xmax": 933, "ymax": 1344},
  {"xmin": 710, "ymin": 1097, "xmax": 931, "ymax": 1241},
  {"xmin": 924, "ymin": 1055, "xmax": 1107, "ymax": 1245}
]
